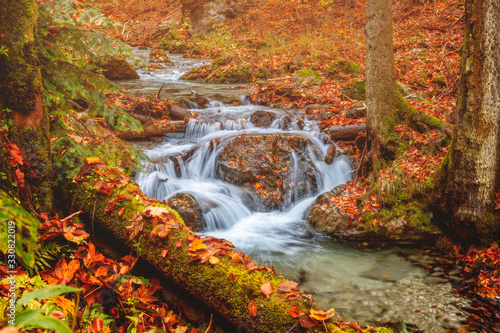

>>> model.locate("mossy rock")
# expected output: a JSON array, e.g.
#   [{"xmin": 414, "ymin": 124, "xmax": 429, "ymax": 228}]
[
  {"xmin": 292, "ymin": 69, "xmax": 323, "ymax": 88},
  {"xmin": 325, "ymin": 58, "xmax": 362, "ymax": 78},
  {"xmin": 343, "ymin": 80, "xmax": 366, "ymax": 100}
]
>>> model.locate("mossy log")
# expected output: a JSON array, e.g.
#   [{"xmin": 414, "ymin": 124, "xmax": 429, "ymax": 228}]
[
  {"xmin": 61, "ymin": 163, "xmax": 356, "ymax": 333},
  {"xmin": 116, "ymin": 121, "xmax": 186, "ymax": 140}
]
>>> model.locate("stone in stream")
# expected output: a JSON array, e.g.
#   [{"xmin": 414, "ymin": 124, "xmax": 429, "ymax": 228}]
[
  {"xmin": 249, "ymin": 110, "xmax": 276, "ymax": 127},
  {"xmin": 98, "ymin": 57, "xmax": 140, "ymax": 80},
  {"xmin": 307, "ymin": 186, "xmax": 441, "ymax": 244},
  {"xmin": 167, "ymin": 193, "xmax": 204, "ymax": 231},
  {"xmin": 219, "ymin": 133, "xmax": 318, "ymax": 210}
]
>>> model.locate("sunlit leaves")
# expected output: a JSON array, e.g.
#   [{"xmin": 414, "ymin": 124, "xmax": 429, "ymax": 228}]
[
  {"xmin": 309, "ymin": 308, "xmax": 336, "ymax": 321},
  {"xmin": 260, "ymin": 282, "xmax": 274, "ymax": 297},
  {"xmin": 248, "ymin": 299, "xmax": 257, "ymax": 318}
]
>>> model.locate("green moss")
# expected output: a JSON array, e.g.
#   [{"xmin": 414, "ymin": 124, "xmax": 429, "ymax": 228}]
[
  {"xmin": 292, "ymin": 69, "xmax": 323, "ymax": 87},
  {"xmin": 343, "ymin": 80, "xmax": 365, "ymax": 100},
  {"xmin": 325, "ymin": 58, "xmax": 361, "ymax": 78}
]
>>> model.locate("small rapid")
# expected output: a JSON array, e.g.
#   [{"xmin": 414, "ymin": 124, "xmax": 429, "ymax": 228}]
[{"xmin": 121, "ymin": 51, "xmax": 473, "ymax": 332}]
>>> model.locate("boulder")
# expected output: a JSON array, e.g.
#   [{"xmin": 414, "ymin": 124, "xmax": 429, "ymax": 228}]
[
  {"xmin": 307, "ymin": 187, "xmax": 441, "ymax": 244},
  {"xmin": 249, "ymin": 110, "xmax": 276, "ymax": 127},
  {"xmin": 180, "ymin": 0, "xmax": 239, "ymax": 34},
  {"xmin": 167, "ymin": 193, "xmax": 204, "ymax": 231},
  {"xmin": 219, "ymin": 133, "xmax": 318, "ymax": 210},
  {"xmin": 99, "ymin": 58, "xmax": 140, "ymax": 80}
]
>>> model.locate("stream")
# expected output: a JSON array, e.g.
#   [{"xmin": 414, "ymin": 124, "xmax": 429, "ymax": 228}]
[{"xmin": 118, "ymin": 50, "xmax": 476, "ymax": 333}]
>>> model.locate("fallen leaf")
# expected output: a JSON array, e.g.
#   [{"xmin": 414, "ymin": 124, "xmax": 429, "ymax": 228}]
[
  {"xmin": 261, "ymin": 282, "xmax": 274, "ymax": 297},
  {"xmin": 209, "ymin": 256, "xmax": 220, "ymax": 265},
  {"xmin": 248, "ymin": 299, "xmax": 257, "ymax": 318},
  {"xmin": 289, "ymin": 306, "xmax": 302, "ymax": 318},
  {"xmin": 309, "ymin": 308, "xmax": 336, "ymax": 321},
  {"xmin": 299, "ymin": 316, "xmax": 318, "ymax": 328}
]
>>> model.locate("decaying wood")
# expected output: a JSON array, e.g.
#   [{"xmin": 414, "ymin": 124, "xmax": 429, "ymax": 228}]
[{"xmin": 328, "ymin": 124, "xmax": 366, "ymax": 141}]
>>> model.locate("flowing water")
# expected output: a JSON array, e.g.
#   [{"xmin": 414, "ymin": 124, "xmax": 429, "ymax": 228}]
[{"xmin": 118, "ymin": 50, "xmax": 477, "ymax": 332}]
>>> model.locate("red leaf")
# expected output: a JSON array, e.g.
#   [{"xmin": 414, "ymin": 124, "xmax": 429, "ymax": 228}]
[
  {"xmin": 261, "ymin": 282, "xmax": 274, "ymax": 298},
  {"xmin": 299, "ymin": 316, "xmax": 318, "ymax": 328},
  {"xmin": 289, "ymin": 306, "xmax": 302, "ymax": 318},
  {"xmin": 176, "ymin": 240, "xmax": 183, "ymax": 248},
  {"xmin": 93, "ymin": 317, "xmax": 103, "ymax": 332},
  {"xmin": 248, "ymin": 299, "xmax": 257, "ymax": 318}
]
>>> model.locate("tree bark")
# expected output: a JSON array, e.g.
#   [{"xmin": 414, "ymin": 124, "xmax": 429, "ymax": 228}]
[
  {"xmin": 433, "ymin": 0, "xmax": 500, "ymax": 244},
  {"xmin": 365, "ymin": 0, "xmax": 400, "ymax": 160},
  {"xmin": 62, "ymin": 162, "xmax": 350, "ymax": 333},
  {"xmin": 0, "ymin": 0, "xmax": 52, "ymax": 212}
]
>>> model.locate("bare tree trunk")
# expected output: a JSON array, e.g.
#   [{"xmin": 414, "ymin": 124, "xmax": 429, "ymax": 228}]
[
  {"xmin": 434, "ymin": 0, "xmax": 500, "ymax": 244},
  {"xmin": 0, "ymin": 0, "xmax": 52, "ymax": 212},
  {"xmin": 365, "ymin": 0, "xmax": 400, "ymax": 161}
]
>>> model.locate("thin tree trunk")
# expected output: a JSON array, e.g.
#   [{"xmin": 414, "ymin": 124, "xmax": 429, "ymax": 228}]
[
  {"xmin": 365, "ymin": 0, "xmax": 400, "ymax": 160},
  {"xmin": 0, "ymin": 0, "xmax": 52, "ymax": 212},
  {"xmin": 434, "ymin": 0, "xmax": 500, "ymax": 244}
]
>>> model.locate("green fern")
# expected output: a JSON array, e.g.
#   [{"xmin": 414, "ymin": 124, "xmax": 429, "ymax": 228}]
[{"xmin": 23, "ymin": 241, "xmax": 68, "ymax": 276}]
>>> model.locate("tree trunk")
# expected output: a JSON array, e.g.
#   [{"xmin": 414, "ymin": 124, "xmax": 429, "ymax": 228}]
[
  {"xmin": 365, "ymin": 0, "xmax": 400, "ymax": 160},
  {"xmin": 433, "ymin": 0, "xmax": 500, "ymax": 244},
  {"xmin": 0, "ymin": 0, "xmax": 52, "ymax": 212},
  {"xmin": 61, "ymin": 162, "xmax": 351, "ymax": 333}
]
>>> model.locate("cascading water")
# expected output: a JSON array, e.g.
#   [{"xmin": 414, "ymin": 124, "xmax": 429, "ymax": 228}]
[{"xmin": 121, "ymin": 50, "xmax": 473, "ymax": 332}]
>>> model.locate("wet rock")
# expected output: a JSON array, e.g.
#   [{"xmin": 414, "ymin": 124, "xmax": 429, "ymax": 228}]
[
  {"xmin": 99, "ymin": 57, "xmax": 140, "ymax": 80},
  {"xmin": 307, "ymin": 188, "xmax": 441, "ymax": 244},
  {"xmin": 167, "ymin": 193, "xmax": 204, "ymax": 231},
  {"xmin": 249, "ymin": 110, "xmax": 276, "ymax": 127},
  {"xmin": 219, "ymin": 133, "xmax": 318, "ymax": 210}
]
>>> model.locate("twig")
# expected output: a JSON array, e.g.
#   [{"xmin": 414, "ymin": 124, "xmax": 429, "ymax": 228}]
[
  {"xmin": 286, "ymin": 321, "xmax": 299, "ymax": 333},
  {"xmin": 157, "ymin": 83, "xmax": 165, "ymax": 99},
  {"xmin": 354, "ymin": 129, "xmax": 368, "ymax": 188},
  {"xmin": 204, "ymin": 314, "xmax": 213, "ymax": 333},
  {"xmin": 61, "ymin": 210, "xmax": 83, "ymax": 222}
]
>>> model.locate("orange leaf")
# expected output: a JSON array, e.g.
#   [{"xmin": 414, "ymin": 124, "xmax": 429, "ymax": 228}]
[
  {"xmin": 176, "ymin": 240, "xmax": 183, "ymax": 248},
  {"xmin": 248, "ymin": 299, "xmax": 257, "ymax": 318},
  {"xmin": 161, "ymin": 249, "xmax": 169, "ymax": 257},
  {"xmin": 289, "ymin": 306, "xmax": 302, "ymax": 318},
  {"xmin": 14, "ymin": 168, "xmax": 25, "ymax": 188},
  {"xmin": 118, "ymin": 207, "xmax": 125, "ymax": 216},
  {"xmin": 209, "ymin": 256, "xmax": 220, "ymax": 265},
  {"xmin": 309, "ymin": 308, "xmax": 336, "ymax": 321},
  {"xmin": 261, "ymin": 282, "xmax": 274, "ymax": 297}
]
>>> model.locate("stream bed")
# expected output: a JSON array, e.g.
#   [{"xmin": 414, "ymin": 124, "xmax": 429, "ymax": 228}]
[{"xmin": 117, "ymin": 50, "xmax": 479, "ymax": 332}]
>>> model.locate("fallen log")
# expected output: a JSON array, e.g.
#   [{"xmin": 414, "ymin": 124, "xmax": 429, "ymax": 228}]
[
  {"xmin": 61, "ymin": 161, "xmax": 358, "ymax": 333},
  {"xmin": 116, "ymin": 121, "xmax": 186, "ymax": 140},
  {"xmin": 328, "ymin": 123, "xmax": 366, "ymax": 141}
]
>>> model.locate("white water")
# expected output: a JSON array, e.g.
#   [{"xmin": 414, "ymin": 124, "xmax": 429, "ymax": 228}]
[{"xmin": 136, "ymin": 101, "xmax": 353, "ymax": 259}]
